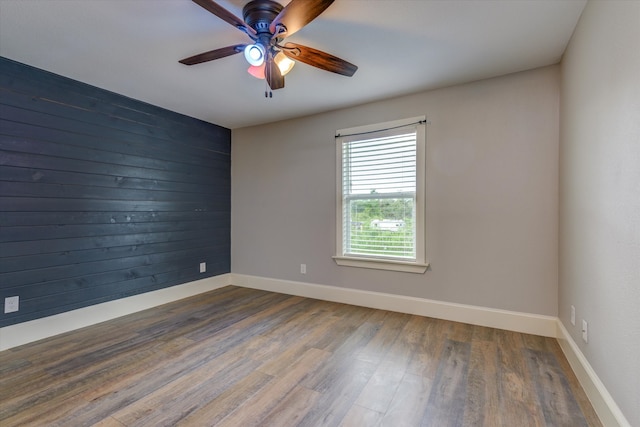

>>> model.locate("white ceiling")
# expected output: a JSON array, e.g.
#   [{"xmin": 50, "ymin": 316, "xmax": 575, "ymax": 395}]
[{"xmin": 0, "ymin": 0, "xmax": 586, "ymax": 129}]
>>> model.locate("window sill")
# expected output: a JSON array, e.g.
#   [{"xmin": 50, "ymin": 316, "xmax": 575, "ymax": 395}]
[{"xmin": 332, "ymin": 256, "xmax": 429, "ymax": 274}]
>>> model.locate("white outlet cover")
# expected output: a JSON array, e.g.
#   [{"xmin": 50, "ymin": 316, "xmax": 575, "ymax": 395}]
[
  {"xmin": 199, "ymin": 262, "xmax": 206, "ymax": 273},
  {"xmin": 5, "ymin": 296, "xmax": 19, "ymax": 313},
  {"xmin": 582, "ymin": 319, "xmax": 588, "ymax": 342}
]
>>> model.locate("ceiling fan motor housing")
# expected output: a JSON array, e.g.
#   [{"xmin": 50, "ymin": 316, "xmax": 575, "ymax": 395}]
[{"xmin": 242, "ymin": 0, "xmax": 283, "ymax": 33}]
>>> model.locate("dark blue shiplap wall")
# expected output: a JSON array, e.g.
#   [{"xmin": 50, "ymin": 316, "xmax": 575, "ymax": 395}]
[{"xmin": 0, "ymin": 57, "xmax": 231, "ymax": 327}]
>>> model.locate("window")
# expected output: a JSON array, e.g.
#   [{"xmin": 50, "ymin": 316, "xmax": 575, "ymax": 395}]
[{"xmin": 334, "ymin": 117, "xmax": 428, "ymax": 273}]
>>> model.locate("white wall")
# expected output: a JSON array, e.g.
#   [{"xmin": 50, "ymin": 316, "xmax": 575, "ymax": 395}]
[
  {"xmin": 232, "ymin": 66, "xmax": 560, "ymax": 316},
  {"xmin": 559, "ymin": 1, "xmax": 640, "ymax": 425}
]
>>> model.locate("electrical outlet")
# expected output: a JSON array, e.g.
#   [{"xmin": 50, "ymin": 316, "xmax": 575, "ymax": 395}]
[
  {"xmin": 4, "ymin": 296, "xmax": 19, "ymax": 313},
  {"xmin": 570, "ymin": 305, "xmax": 576, "ymax": 326},
  {"xmin": 199, "ymin": 262, "xmax": 206, "ymax": 273},
  {"xmin": 582, "ymin": 320, "xmax": 588, "ymax": 342},
  {"xmin": 300, "ymin": 264, "xmax": 306, "ymax": 274}
]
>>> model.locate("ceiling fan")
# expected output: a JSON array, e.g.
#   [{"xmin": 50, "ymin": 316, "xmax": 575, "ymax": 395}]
[{"xmin": 179, "ymin": 0, "xmax": 358, "ymax": 94}]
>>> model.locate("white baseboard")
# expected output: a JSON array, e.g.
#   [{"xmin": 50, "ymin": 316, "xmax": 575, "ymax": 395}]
[
  {"xmin": 0, "ymin": 273, "xmax": 555, "ymax": 351},
  {"xmin": 0, "ymin": 274, "xmax": 232, "ymax": 351},
  {"xmin": 230, "ymin": 273, "xmax": 558, "ymax": 337},
  {"xmin": 556, "ymin": 321, "xmax": 631, "ymax": 427}
]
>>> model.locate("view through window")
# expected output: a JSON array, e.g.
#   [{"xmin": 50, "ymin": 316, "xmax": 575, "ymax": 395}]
[
  {"xmin": 343, "ymin": 130, "xmax": 417, "ymax": 258},
  {"xmin": 335, "ymin": 117, "xmax": 427, "ymax": 272}
]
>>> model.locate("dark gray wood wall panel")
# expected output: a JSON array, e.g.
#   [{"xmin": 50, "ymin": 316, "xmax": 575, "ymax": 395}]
[{"xmin": 0, "ymin": 57, "xmax": 231, "ymax": 327}]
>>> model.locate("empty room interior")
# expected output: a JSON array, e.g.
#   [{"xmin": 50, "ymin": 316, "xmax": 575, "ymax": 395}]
[{"xmin": 0, "ymin": 0, "xmax": 638, "ymax": 426}]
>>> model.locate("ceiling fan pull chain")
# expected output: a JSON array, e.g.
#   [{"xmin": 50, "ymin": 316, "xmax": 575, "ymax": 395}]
[{"xmin": 264, "ymin": 79, "xmax": 273, "ymax": 98}]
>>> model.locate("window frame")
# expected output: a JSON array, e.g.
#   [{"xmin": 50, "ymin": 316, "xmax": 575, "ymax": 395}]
[{"xmin": 333, "ymin": 116, "xmax": 429, "ymax": 274}]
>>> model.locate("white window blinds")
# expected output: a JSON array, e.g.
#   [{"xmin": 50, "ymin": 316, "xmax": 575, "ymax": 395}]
[{"xmin": 340, "ymin": 124, "xmax": 419, "ymax": 260}]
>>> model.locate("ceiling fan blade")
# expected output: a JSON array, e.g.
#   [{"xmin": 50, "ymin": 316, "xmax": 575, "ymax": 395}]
[
  {"xmin": 269, "ymin": 0, "xmax": 334, "ymax": 38},
  {"xmin": 265, "ymin": 58, "xmax": 285, "ymax": 90},
  {"xmin": 192, "ymin": 0, "xmax": 256, "ymax": 35},
  {"xmin": 282, "ymin": 43, "xmax": 357, "ymax": 77},
  {"xmin": 179, "ymin": 44, "xmax": 245, "ymax": 65}
]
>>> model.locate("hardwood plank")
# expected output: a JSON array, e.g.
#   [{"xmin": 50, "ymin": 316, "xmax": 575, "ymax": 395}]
[
  {"xmin": 90, "ymin": 417, "xmax": 127, "ymax": 427},
  {"xmin": 521, "ymin": 332, "xmax": 555, "ymax": 352},
  {"xmin": 0, "ymin": 328, "xmax": 139, "ymax": 398},
  {"xmin": 254, "ymin": 306, "xmax": 342, "ymax": 376},
  {"xmin": 422, "ymin": 339, "xmax": 472, "ymax": 426},
  {"xmin": 0, "ymin": 287, "xmax": 603, "ymax": 427},
  {"xmin": 183, "ymin": 292, "xmax": 301, "ymax": 342},
  {"xmin": 215, "ymin": 347, "xmax": 332, "ymax": 427},
  {"xmin": 356, "ymin": 310, "xmax": 411, "ymax": 365},
  {"xmin": 311, "ymin": 304, "xmax": 376, "ymax": 353},
  {"xmin": 547, "ymin": 340, "xmax": 603, "ymax": 426},
  {"xmin": 525, "ymin": 348, "xmax": 589, "ymax": 427},
  {"xmin": 78, "ymin": 342, "xmax": 194, "ymax": 403},
  {"xmin": 296, "ymin": 358, "xmax": 377, "ymax": 427},
  {"xmin": 1, "ymin": 323, "xmax": 142, "ymax": 397},
  {"xmin": 0, "ymin": 356, "xmax": 30, "ymax": 376},
  {"xmin": 53, "ymin": 323, "xmax": 270, "ymax": 425},
  {"xmin": 175, "ymin": 370, "xmax": 274, "ymax": 426},
  {"xmin": 302, "ymin": 319, "xmax": 380, "ymax": 393},
  {"xmin": 260, "ymin": 385, "xmax": 321, "ymax": 426},
  {"xmin": 355, "ymin": 359, "xmax": 406, "ymax": 414},
  {"xmin": 495, "ymin": 330, "xmax": 547, "ymax": 427},
  {"xmin": 381, "ymin": 373, "xmax": 433, "ymax": 427},
  {"xmin": 1, "ymin": 395, "xmax": 90, "ymax": 427},
  {"xmin": 448, "ymin": 321, "xmax": 474, "ymax": 342},
  {"xmin": 1, "ymin": 343, "xmax": 165, "ymax": 422},
  {"xmin": 405, "ymin": 316, "xmax": 451, "ymax": 379},
  {"xmin": 111, "ymin": 354, "xmax": 263, "ymax": 427},
  {"xmin": 340, "ymin": 404, "xmax": 384, "ymax": 427},
  {"xmin": 471, "ymin": 324, "xmax": 499, "ymax": 342},
  {"xmin": 462, "ymin": 340, "xmax": 502, "ymax": 426}
]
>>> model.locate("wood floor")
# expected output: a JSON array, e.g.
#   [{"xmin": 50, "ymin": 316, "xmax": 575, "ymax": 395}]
[{"xmin": 1, "ymin": 286, "xmax": 601, "ymax": 426}]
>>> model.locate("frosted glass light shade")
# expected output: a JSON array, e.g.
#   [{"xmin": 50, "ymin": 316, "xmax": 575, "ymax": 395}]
[
  {"xmin": 244, "ymin": 44, "xmax": 265, "ymax": 66},
  {"xmin": 274, "ymin": 52, "xmax": 295, "ymax": 76},
  {"xmin": 247, "ymin": 63, "xmax": 265, "ymax": 79}
]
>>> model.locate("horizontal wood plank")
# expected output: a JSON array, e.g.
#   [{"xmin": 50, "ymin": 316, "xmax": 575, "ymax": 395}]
[{"xmin": 0, "ymin": 57, "xmax": 230, "ymax": 327}]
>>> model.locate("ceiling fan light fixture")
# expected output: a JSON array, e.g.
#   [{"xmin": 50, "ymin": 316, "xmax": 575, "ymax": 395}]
[
  {"xmin": 274, "ymin": 51, "xmax": 295, "ymax": 76},
  {"xmin": 244, "ymin": 43, "xmax": 265, "ymax": 66},
  {"xmin": 247, "ymin": 63, "xmax": 266, "ymax": 79}
]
